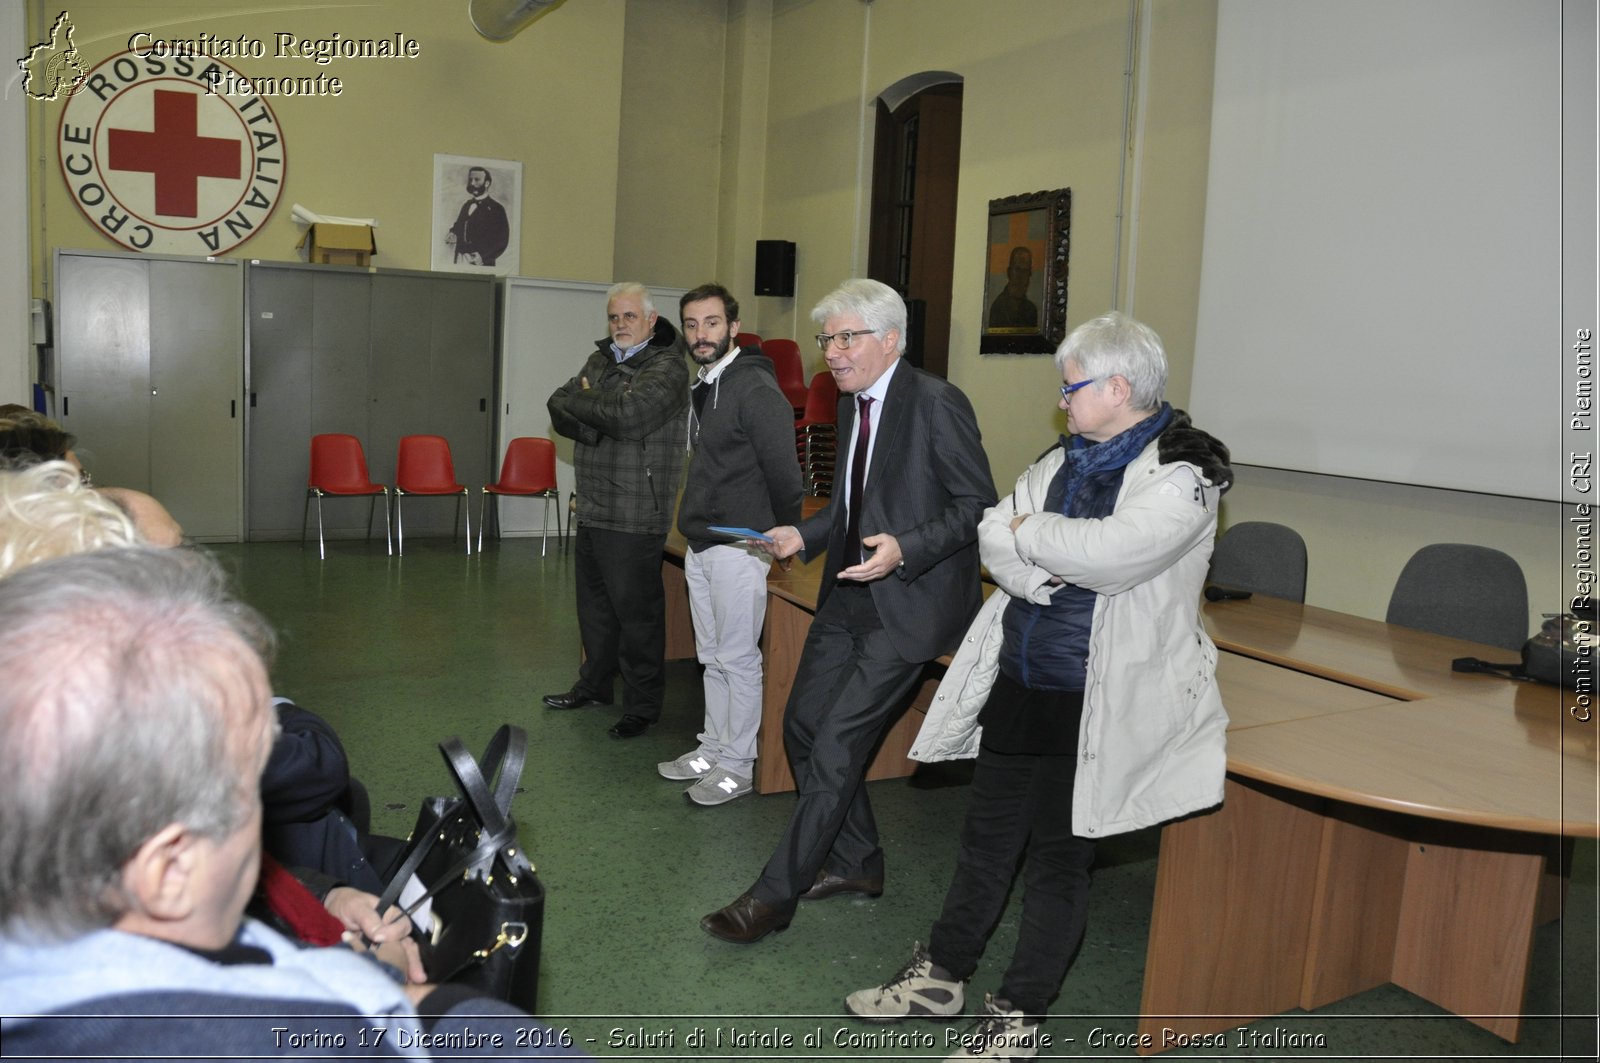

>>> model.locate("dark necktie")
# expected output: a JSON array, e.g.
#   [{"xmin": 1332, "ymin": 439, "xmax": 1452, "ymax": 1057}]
[{"xmin": 844, "ymin": 395, "xmax": 875, "ymax": 566}]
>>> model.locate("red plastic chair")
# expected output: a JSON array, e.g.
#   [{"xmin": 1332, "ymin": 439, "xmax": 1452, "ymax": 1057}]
[
  {"xmin": 763, "ymin": 338, "xmax": 809, "ymax": 413},
  {"xmin": 394, "ymin": 434, "xmax": 471, "ymax": 555},
  {"xmin": 479, "ymin": 437, "xmax": 563, "ymax": 556},
  {"xmin": 734, "ymin": 331, "xmax": 763, "ymax": 351},
  {"xmin": 303, "ymin": 433, "xmax": 391, "ymax": 559},
  {"xmin": 795, "ymin": 371, "xmax": 839, "ymax": 497}
]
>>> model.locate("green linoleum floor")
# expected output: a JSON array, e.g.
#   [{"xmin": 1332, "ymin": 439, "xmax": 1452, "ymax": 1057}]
[{"xmin": 211, "ymin": 538, "xmax": 1598, "ymax": 1061}]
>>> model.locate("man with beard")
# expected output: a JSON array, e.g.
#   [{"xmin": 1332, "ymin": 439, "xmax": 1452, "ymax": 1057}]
[
  {"xmin": 545, "ymin": 283, "xmax": 689, "ymax": 738},
  {"xmin": 659, "ymin": 284, "xmax": 803, "ymax": 804},
  {"xmin": 445, "ymin": 166, "xmax": 510, "ymax": 267}
]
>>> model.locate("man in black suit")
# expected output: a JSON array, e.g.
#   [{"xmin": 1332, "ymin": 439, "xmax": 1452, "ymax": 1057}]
[
  {"xmin": 445, "ymin": 166, "xmax": 509, "ymax": 267},
  {"xmin": 701, "ymin": 278, "xmax": 996, "ymax": 944}
]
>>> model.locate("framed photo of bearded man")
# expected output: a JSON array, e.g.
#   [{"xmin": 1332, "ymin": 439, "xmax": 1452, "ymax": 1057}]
[{"xmin": 432, "ymin": 154, "xmax": 521, "ymax": 276}]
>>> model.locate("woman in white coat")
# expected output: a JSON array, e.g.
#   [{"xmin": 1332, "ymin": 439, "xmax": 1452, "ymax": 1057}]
[{"xmin": 844, "ymin": 312, "xmax": 1232, "ymax": 1061}]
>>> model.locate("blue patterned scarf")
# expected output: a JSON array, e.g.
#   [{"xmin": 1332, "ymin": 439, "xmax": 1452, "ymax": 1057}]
[{"xmin": 1046, "ymin": 402, "xmax": 1174, "ymax": 519}]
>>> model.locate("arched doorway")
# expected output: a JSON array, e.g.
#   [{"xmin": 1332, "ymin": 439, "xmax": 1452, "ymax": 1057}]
[{"xmin": 867, "ymin": 73, "xmax": 963, "ymax": 379}]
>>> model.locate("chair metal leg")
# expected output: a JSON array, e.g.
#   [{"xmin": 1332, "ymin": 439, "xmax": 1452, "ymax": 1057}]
[
  {"xmin": 395, "ymin": 492, "xmax": 405, "ymax": 555},
  {"xmin": 540, "ymin": 494, "xmax": 551, "ymax": 557},
  {"xmin": 315, "ymin": 493, "xmax": 326, "ymax": 560},
  {"xmin": 382, "ymin": 489, "xmax": 393, "ymax": 555},
  {"xmin": 477, "ymin": 490, "xmax": 488, "ymax": 554},
  {"xmin": 459, "ymin": 491, "xmax": 472, "ymax": 556}
]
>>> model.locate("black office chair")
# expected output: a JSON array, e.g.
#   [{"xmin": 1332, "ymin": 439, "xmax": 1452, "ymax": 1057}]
[
  {"xmin": 1208, "ymin": 521, "xmax": 1308, "ymax": 602},
  {"xmin": 1385, "ymin": 543, "xmax": 1528, "ymax": 651}
]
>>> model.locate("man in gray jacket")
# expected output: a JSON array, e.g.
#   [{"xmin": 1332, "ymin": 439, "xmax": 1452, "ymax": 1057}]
[
  {"xmin": 545, "ymin": 283, "xmax": 689, "ymax": 739},
  {"xmin": 659, "ymin": 284, "xmax": 803, "ymax": 804}
]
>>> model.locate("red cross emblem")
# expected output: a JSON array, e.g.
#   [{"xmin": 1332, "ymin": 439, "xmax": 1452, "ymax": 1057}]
[
  {"xmin": 107, "ymin": 89, "xmax": 241, "ymax": 218},
  {"xmin": 56, "ymin": 51, "xmax": 286, "ymax": 255}
]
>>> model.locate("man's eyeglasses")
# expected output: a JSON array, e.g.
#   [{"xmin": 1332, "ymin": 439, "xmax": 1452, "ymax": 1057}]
[
  {"xmin": 1060, "ymin": 379, "xmax": 1095, "ymax": 401},
  {"xmin": 815, "ymin": 329, "xmax": 879, "ymax": 353}
]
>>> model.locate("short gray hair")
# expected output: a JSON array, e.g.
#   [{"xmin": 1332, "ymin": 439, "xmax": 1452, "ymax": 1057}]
[
  {"xmin": 811, "ymin": 279, "xmax": 908, "ymax": 355},
  {"xmin": 0, "ymin": 461, "xmax": 139, "ymax": 580},
  {"xmin": 0, "ymin": 548, "xmax": 276, "ymax": 938},
  {"xmin": 606, "ymin": 281, "xmax": 656, "ymax": 317},
  {"xmin": 1054, "ymin": 311, "xmax": 1168, "ymax": 411}
]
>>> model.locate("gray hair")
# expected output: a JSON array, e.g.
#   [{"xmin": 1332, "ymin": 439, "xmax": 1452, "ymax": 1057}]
[
  {"xmin": 606, "ymin": 281, "xmax": 656, "ymax": 317},
  {"xmin": 1054, "ymin": 311, "xmax": 1168, "ymax": 411},
  {"xmin": 0, "ymin": 548, "xmax": 276, "ymax": 938},
  {"xmin": 0, "ymin": 461, "xmax": 140, "ymax": 580},
  {"xmin": 811, "ymin": 279, "xmax": 908, "ymax": 355}
]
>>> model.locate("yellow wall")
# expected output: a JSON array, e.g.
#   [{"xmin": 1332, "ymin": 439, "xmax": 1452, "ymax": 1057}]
[
  {"xmin": 612, "ymin": 0, "xmax": 727, "ymax": 288},
  {"xmin": 733, "ymin": 0, "xmax": 1214, "ymax": 485},
  {"xmin": 23, "ymin": 0, "xmax": 1561, "ymax": 625},
  {"xmin": 27, "ymin": 0, "xmax": 628, "ymax": 293}
]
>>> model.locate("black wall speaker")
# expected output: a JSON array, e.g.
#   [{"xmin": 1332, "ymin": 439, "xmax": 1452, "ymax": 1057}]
[{"xmin": 754, "ymin": 240, "xmax": 796, "ymax": 297}]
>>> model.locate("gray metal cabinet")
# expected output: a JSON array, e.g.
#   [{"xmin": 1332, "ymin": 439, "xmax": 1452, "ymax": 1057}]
[
  {"xmin": 245, "ymin": 263, "xmax": 495, "ymax": 541},
  {"xmin": 55, "ymin": 249, "xmax": 244, "ymax": 541}
]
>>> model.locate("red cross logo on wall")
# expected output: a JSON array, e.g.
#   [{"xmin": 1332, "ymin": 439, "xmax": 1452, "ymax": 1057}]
[{"xmin": 106, "ymin": 89, "xmax": 240, "ymax": 218}]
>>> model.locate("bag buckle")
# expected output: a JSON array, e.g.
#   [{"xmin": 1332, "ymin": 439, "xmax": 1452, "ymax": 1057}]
[{"xmin": 473, "ymin": 921, "xmax": 529, "ymax": 960}]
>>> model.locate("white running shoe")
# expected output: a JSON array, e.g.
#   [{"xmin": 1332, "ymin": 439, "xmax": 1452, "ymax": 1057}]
[
  {"xmin": 657, "ymin": 750, "xmax": 716, "ymax": 781},
  {"xmin": 685, "ymin": 768, "xmax": 752, "ymax": 806},
  {"xmin": 844, "ymin": 942, "xmax": 965, "ymax": 1022},
  {"xmin": 944, "ymin": 994, "xmax": 1040, "ymax": 1061}
]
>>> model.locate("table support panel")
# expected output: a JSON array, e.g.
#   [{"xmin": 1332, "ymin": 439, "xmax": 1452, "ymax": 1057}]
[{"xmin": 1140, "ymin": 775, "xmax": 1555, "ymax": 1053}]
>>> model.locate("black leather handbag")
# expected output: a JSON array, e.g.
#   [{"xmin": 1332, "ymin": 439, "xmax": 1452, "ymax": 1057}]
[{"xmin": 377, "ymin": 725, "xmax": 544, "ymax": 1011}]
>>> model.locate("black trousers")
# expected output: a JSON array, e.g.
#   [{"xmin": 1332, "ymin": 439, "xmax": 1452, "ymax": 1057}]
[
  {"xmin": 573, "ymin": 524, "xmax": 668, "ymax": 720},
  {"xmin": 752, "ymin": 584, "xmax": 925, "ymax": 911},
  {"xmin": 927, "ymin": 739, "xmax": 1096, "ymax": 1016}
]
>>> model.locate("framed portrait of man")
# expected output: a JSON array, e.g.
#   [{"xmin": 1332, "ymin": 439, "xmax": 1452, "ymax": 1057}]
[
  {"xmin": 432, "ymin": 153, "xmax": 522, "ymax": 276},
  {"xmin": 979, "ymin": 188, "xmax": 1071, "ymax": 354}
]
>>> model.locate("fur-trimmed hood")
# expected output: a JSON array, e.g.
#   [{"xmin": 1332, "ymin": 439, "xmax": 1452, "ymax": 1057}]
[{"xmin": 1157, "ymin": 408, "xmax": 1232, "ymax": 492}]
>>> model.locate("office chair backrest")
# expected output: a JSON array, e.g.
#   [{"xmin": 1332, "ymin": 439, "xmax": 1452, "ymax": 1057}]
[
  {"xmin": 763, "ymin": 338, "xmax": 807, "ymax": 393},
  {"xmin": 1209, "ymin": 521, "xmax": 1308, "ymax": 602},
  {"xmin": 309, "ymin": 433, "xmax": 379, "ymax": 493},
  {"xmin": 735, "ymin": 332, "xmax": 763, "ymax": 350},
  {"xmin": 1386, "ymin": 542, "xmax": 1529, "ymax": 651},
  {"xmin": 496, "ymin": 436, "xmax": 557, "ymax": 494},
  {"xmin": 396, "ymin": 434, "xmax": 461, "ymax": 493}
]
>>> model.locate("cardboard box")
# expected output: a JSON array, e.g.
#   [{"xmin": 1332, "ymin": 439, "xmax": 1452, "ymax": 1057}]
[{"xmin": 298, "ymin": 223, "xmax": 376, "ymax": 267}]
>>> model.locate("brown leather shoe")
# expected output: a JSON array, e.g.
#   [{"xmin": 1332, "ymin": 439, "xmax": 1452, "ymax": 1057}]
[
  {"xmin": 700, "ymin": 893, "xmax": 792, "ymax": 944},
  {"xmin": 800, "ymin": 868, "xmax": 884, "ymax": 901}
]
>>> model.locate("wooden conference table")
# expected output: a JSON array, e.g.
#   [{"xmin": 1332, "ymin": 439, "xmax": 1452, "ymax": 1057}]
[
  {"xmin": 1138, "ymin": 594, "xmax": 1597, "ymax": 1050},
  {"xmin": 660, "ymin": 542, "xmax": 1597, "ymax": 1043}
]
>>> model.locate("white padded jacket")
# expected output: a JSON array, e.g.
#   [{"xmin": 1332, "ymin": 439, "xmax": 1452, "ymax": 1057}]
[{"xmin": 910, "ymin": 436, "xmax": 1229, "ymax": 838}]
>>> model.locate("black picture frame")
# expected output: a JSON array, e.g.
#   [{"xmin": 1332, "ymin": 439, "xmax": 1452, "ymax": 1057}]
[{"xmin": 979, "ymin": 188, "xmax": 1071, "ymax": 354}]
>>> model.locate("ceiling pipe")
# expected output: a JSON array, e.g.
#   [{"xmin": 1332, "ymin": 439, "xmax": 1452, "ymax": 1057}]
[{"xmin": 469, "ymin": 0, "xmax": 567, "ymax": 42}]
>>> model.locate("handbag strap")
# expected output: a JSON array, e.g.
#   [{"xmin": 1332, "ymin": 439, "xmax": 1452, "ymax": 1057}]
[
  {"xmin": 375, "ymin": 804, "xmax": 518, "ymax": 922},
  {"xmin": 443, "ymin": 725, "xmax": 526, "ymax": 834},
  {"xmin": 374, "ymin": 725, "xmax": 532, "ymax": 920}
]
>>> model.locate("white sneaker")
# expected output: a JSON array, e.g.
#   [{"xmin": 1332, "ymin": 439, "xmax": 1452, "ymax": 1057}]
[
  {"xmin": 844, "ymin": 942, "xmax": 964, "ymax": 1022},
  {"xmin": 657, "ymin": 750, "xmax": 716, "ymax": 781},
  {"xmin": 944, "ymin": 994, "xmax": 1040, "ymax": 1061},
  {"xmin": 685, "ymin": 768, "xmax": 752, "ymax": 806}
]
